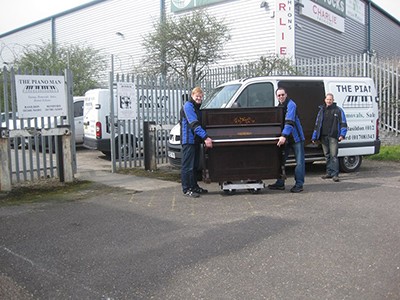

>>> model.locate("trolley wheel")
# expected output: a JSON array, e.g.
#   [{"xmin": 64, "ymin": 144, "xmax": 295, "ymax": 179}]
[
  {"xmin": 223, "ymin": 189, "xmax": 236, "ymax": 195},
  {"xmin": 248, "ymin": 188, "xmax": 260, "ymax": 194}
]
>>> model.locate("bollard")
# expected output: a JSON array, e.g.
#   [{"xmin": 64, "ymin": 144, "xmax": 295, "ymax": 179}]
[
  {"xmin": 143, "ymin": 121, "xmax": 157, "ymax": 171},
  {"xmin": 54, "ymin": 126, "xmax": 74, "ymax": 183}
]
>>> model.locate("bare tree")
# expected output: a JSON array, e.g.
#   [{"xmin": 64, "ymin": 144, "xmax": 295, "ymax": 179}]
[
  {"xmin": 141, "ymin": 10, "xmax": 230, "ymax": 84},
  {"xmin": 242, "ymin": 55, "xmax": 299, "ymax": 77}
]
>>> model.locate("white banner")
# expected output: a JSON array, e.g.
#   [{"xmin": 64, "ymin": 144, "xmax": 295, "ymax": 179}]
[
  {"xmin": 15, "ymin": 75, "xmax": 67, "ymax": 118},
  {"xmin": 300, "ymin": 0, "xmax": 345, "ymax": 33},
  {"xmin": 117, "ymin": 82, "xmax": 137, "ymax": 120},
  {"xmin": 346, "ymin": 0, "xmax": 365, "ymax": 25},
  {"xmin": 275, "ymin": 0, "xmax": 295, "ymax": 58}
]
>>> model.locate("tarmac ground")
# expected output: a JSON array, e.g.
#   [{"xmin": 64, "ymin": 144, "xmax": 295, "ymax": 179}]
[{"xmin": 1, "ymin": 148, "xmax": 400, "ymax": 299}]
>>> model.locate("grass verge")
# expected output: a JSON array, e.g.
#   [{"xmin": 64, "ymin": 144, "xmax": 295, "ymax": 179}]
[
  {"xmin": 366, "ymin": 145, "xmax": 400, "ymax": 162},
  {"xmin": 0, "ymin": 180, "xmax": 123, "ymax": 207}
]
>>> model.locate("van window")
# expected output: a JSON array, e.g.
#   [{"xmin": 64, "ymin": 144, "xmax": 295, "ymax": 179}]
[
  {"xmin": 235, "ymin": 82, "xmax": 274, "ymax": 108},
  {"xmin": 74, "ymin": 100, "xmax": 84, "ymax": 118},
  {"xmin": 202, "ymin": 84, "xmax": 241, "ymax": 109}
]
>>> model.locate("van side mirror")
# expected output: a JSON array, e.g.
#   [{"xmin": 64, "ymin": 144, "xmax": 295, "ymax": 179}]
[{"xmin": 231, "ymin": 102, "xmax": 241, "ymax": 108}]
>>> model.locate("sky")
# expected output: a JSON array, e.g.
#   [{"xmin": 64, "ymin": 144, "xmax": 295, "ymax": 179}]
[{"xmin": 0, "ymin": 0, "xmax": 399, "ymax": 34}]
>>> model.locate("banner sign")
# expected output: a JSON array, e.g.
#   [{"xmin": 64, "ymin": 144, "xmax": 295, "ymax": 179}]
[
  {"xmin": 117, "ymin": 82, "xmax": 137, "ymax": 120},
  {"xmin": 171, "ymin": 0, "xmax": 227, "ymax": 12},
  {"xmin": 15, "ymin": 74, "xmax": 67, "ymax": 118},
  {"xmin": 301, "ymin": 0, "xmax": 345, "ymax": 32},
  {"xmin": 346, "ymin": 0, "xmax": 365, "ymax": 25},
  {"xmin": 275, "ymin": 0, "xmax": 295, "ymax": 58},
  {"xmin": 313, "ymin": 0, "xmax": 346, "ymax": 17}
]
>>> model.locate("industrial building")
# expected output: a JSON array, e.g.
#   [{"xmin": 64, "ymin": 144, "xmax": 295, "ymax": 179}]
[{"xmin": 1, "ymin": 0, "xmax": 399, "ymax": 74}]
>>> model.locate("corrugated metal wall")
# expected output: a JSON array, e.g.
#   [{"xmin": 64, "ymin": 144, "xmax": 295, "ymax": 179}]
[
  {"xmin": 0, "ymin": 22, "xmax": 51, "ymax": 64},
  {"xmin": 370, "ymin": 7, "xmax": 400, "ymax": 57},
  {"xmin": 0, "ymin": 0, "xmax": 399, "ymax": 74},
  {"xmin": 164, "ymin": 0, "xmax": 276, "ymax": 66},
  {"xmin": 295, "ymin": 4, "xmax": 367, "ymax": 58},
  {"xmin": 0, "ymin": 0, "xmax": 276, "ymax": 70},
  {"xmin": 56, "ymin": 0, "xmax": 160, "ymax": 75}
]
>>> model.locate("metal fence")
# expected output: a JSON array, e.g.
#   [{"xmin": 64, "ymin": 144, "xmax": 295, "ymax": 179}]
[
  {"xmin": 295, "ymin": 54, "xmax": 399, "ymax": 136},
  {"xmin": 204, "ymin": 54, "xmax": 399, "ymax": 135},
  {"xmin": 0, "ymin": 68, "xmax": 76, "ymax": 190}
]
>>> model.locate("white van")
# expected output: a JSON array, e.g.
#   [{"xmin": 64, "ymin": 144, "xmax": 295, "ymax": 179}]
[
  {"xmin": 83, "ymin": 89, "xmax": 119, "ymax": 156},
  {"xmin": 82, "ymin": 88, "xmax": 178, "ymax": 158},
  {"xmin": 167, "ymin": 76, "xmax": 381, "ymax": 172},
  {"xmin": 72, "ymin": 96, "xmax": 84, "ymax": 144}
]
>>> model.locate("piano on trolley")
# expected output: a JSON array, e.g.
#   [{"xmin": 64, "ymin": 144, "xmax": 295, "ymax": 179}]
[{"xmin": 201, "ymin": 107, "xmax": 285, "ymax": 194}]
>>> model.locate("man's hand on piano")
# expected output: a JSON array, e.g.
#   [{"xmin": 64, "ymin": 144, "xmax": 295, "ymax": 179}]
[
  {"xmin": 204, "ymin": 137, "xmax": 213, "ymax": 148},
  {"xmin": 277, "ymin": 136, "xmax": 286, "ymax": 147}
]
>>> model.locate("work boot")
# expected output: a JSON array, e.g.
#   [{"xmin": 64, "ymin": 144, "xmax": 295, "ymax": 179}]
[
  {"xmin": 193, "ymin": 187, "xmax": 208, "ymax": 194},
  {"xmin": 332, "ymin": 176, "xmax": 340, "ymax": 182},
  {"xmin": 268, "ymin": 183, "xmax": 285, "ymax": 190},
  {"xmin": 184, "ymin": 190, "xmax": 200, "ymax": 198},
  {"xmin": 321, "ymin": 174, "xmax": 333, "ymax": 179},
  {"xmin": 290, "ymin": 185, "xmax": 303, "ymax": 193}
]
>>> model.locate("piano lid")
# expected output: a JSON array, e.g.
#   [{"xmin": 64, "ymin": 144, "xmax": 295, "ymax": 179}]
[
  {"xmin": 202, "ymin": 107, "xmax": 284, "ymax": 127},
  {"xmin": 202, "ymin": 107, "xmax": 283, "ymax": 142}
]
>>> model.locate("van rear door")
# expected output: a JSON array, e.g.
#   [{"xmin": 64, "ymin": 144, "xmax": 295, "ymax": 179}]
[{"xmin": 326, "ymin": 78, "xmax": 380, "ymax": 156}]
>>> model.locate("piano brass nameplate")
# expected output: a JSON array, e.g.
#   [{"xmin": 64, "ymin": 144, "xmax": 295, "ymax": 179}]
[
  {"xmin": 233, "ymin": 116, "xmax": 255, "ymax": 124},
  {"xmin": 237, "ymin": 132, "xmax": 252, "ymax": 136}
]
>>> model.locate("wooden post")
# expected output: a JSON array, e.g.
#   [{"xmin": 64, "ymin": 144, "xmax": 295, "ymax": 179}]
[
  {"xmin": 62, "ymin": 133, "xmax": 74, "ymax": 183},
  {"xmin": 0, "ymin": 133, "xmax": 12, "ymax": 191}
]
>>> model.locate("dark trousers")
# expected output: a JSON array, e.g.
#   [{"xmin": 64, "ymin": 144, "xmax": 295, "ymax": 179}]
[{"xmin": 181, "ymin": 144, "xmax": 200, "ymax": 193}]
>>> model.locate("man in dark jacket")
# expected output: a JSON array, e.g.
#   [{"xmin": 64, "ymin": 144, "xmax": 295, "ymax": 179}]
[
  {"xmin": 180, "ymin": 87, "xmax": 213, "ymax": 198},
  {"xmin": 268, "ymin": 87, "xmax": 306, "ymax": 193},
  {"xmin": 312, "ymin": 93, "xmax": 347, "ymax": 182}
]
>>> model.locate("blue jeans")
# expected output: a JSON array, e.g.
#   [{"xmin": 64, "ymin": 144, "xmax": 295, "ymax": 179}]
[
  {"xmin": 275, "ymin": 141, "xmax": 305, "ymax": 188},
  {"xmin": 181, "ymin": 144, "xmax": 200, "ymax": 193},
  {"xmin": 321, "ymin": 136, "xmax": 339, "ymax": 177}
]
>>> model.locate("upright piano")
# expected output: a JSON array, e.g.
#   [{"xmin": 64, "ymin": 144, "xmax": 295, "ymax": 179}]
[{"xmin": 202, "ymin": 107, "xmax": 285, "ymax": 189}]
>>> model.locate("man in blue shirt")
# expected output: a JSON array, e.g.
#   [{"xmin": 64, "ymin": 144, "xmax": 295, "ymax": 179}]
[
  {"xmin": 180, "ymin": 87, "xmax": 213, "ymax": 198},
  {"xmin": 268, "ymin": 87, "xmax": 305, "ymax": 193}
]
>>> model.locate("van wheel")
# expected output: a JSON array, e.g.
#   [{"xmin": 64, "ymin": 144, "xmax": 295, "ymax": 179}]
[
  {"xmin": 115, "ymin": 135, "xmax": 136, "ymax": 159},
  {"xmin": 10, "ymin": 137, "xmax": 25, "ymax": 149},
  {"xmin": 102, "ymin": 151, "xmax": 111, "ymax": 158},
  {"xmin": 339, "ymin": 155, "xmax": 362, "ymax": 173}
]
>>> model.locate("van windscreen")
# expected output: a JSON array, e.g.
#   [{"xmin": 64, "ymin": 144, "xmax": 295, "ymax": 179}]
[{"xmin": 202, "ymin": 84, "xmax": 241, "ymax": 109}]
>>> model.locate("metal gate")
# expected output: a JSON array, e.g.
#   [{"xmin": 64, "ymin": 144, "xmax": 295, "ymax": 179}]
[
  {"xmin": 0, "ymin": 68, "xmax": 76, "ymax": 191},
  {"xmin": 109, "ymin": 70, "xmax": 191, "ymax": 172}
]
